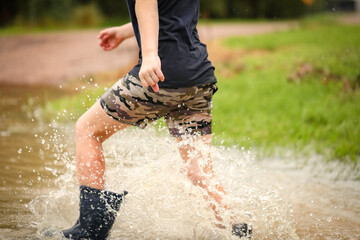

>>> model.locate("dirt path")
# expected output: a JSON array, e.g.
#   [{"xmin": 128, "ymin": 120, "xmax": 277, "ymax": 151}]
[{"xmin": 0, "ymin": 22, "xmax": 295, "ymax": 86}]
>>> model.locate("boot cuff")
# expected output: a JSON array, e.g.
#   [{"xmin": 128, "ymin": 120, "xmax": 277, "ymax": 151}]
[{"xmin": 80, "ymin": 185, "xmax": 128, "ymax": 211}]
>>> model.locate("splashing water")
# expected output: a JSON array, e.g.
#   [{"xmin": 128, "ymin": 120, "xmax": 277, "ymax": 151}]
[
  {"xmin": 1, "ymin": 87, "xmax": 359, "ymax": 239},
  {"xmin": 2, "ymin": 121, "xmax": 360, "ymax": 239},
  {"xmin": 23, "ymin": 123, "xmax": 303, "ymax": 240}
]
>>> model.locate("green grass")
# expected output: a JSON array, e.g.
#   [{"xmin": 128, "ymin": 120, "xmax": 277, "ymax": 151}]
[
  {"xmin": 214, "ymin": 22, "xmax": 360, "ymax": 162},
  {"xmin": 42, "ymin": 19, "xmax": 360, "ymax": 162},
  {"xmin": 43, "ymin": 84, "xmax": 106, "ymax": 121}
]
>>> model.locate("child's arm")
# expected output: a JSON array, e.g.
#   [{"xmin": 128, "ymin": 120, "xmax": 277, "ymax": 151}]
[
  {"xmin": 98, "ymin": 23, "xmax": 134, "ymax": 51},
  {"xmin": 135, "ymin": 0, "xmax": 165, "ymax": 92}
]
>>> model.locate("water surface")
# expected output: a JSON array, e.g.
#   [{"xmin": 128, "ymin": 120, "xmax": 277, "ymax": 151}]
[{"xmin": 0, "ymin": 86, "xmax": 359, "ymax": 239}]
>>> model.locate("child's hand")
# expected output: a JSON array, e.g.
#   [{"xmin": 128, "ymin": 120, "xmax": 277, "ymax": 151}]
[
  {"xmin": 139, "ymin": 52, "xmax": 165, "ymax": 92},
  {"xmin": 98, "ymin": 27, "xmax": 124, "ymax": 51}
]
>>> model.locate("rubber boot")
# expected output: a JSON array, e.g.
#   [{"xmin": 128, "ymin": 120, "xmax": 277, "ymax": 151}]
[
  {"xmin": 232, "ymin": 223, "xmax": 252, "ymax": 239},
  {"xmin": 62, "ymin": 185, "xmax": 127, "ymax": 240}
]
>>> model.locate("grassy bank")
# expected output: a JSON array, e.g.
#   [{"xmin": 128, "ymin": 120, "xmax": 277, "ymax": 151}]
[
  {"xmin": 43, "ymin": 19, "xmax": 360, "ymax": 162},
  {"xmin": 213, "ymin": 21, "xmax": 360, "ymax": 161}
]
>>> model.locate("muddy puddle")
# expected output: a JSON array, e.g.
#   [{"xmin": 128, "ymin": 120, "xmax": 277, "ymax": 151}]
[{"xmin": 0, "ymin": 86, "xmax": 359, "ymax": 239}]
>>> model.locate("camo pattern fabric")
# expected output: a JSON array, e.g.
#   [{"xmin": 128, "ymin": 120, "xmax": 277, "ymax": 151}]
[{"xmin": 100, "ymin": 74, "xmax": 218, "ymax": 137}]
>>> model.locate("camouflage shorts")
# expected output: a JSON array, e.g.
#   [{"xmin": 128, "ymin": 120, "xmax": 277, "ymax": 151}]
[{"xmin": 100, "ymin": 74, "xmax": 218, "ymax": 137}]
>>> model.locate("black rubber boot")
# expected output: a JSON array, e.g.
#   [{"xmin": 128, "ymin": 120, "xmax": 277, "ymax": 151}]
[
  {"xmin": 61, "ymin": 185, "xmax": 127, "ymax": 240},
  {"xmin": 232, "ymin": 223, "xmax": 252, "ymax": 239}
]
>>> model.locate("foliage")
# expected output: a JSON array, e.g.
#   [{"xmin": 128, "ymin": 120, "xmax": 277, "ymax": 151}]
[
  {"xmin": 0, "ymin": 0, "xmax": 331, "ymax": 28},
  {"xmin": 199, "ymin": 0, "xmax": 328, "ymax": 19},
  {"xmin": 0, "ymin": 0, "xmax": 128, "ymax": 28},
  {"xmin": 73, "ymin": 3, "xmax": 103, "ymax": 27}
]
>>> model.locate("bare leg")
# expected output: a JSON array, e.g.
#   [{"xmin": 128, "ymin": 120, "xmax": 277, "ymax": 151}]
[
  {"xmin": 75, "ymin": 101, "xmax": 129, "ymax": 189},
  {"xmin": 176, "ymin": 134, "xmax": 226, "ymax": 220}
]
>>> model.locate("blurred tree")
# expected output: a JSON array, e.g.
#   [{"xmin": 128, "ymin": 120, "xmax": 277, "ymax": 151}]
[
  {"xmin": 199, "ymin": 0, "xmax": 227, "ymax": 18},
  {"xmin": 94, "ymin": 0, "xmax": 128, "ymax": 18},
  {"xmin": 7, "ymin": 0, "xmax": 75, "ymax": 27},
  {"xmin": 302, "ymin": 0, "xmax": 315, "ymax": 6},
  {"xmin": 0, "ymin": 0, "xmax": 17, "ymax": 26},
  {"xmin": 0, "ymin": 0, "xmax": 331, "ymax": 27},
  {"xmin": 198, "ymin": 0, "xmax": 322, "ymax": 19},
  {"xmin": 73, "ymin": 2, "xmax": 103, "ymax": 27}
]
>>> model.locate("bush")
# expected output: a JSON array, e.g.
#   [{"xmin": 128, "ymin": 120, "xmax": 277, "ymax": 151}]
[{"xmin": 73, "ymin": 3, "xmax": 103, "ymax": 27}]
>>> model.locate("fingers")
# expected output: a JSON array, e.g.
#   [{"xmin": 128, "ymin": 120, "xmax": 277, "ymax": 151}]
[
  {"xmin": 97, "ymin": 29, "xmax": 105, "ymax": 39},
  {"xmin": 155, "ymin": 68, "xmax": 165, "ymax": 82},
  {"xmin": 154, "ymin": 57, "xmax": 165, "ymax": 82},
  {"xmin": 98, "ymin": 28, "xmax": 120, "ymax": 51},
  {"xmin": 139, "ymin": 67, "xmax": 164, "ymax": 92},
  {"xmin": 151, "ymin": 83, "xmax": 160, "ymax": 92},
  {"xmin": 149, "ymin": 71, "xmax": 160, "ymax": 85},
  {"xmin": 98, "ymin": 35, "xmax": 118, "ymax": 51},
  {"xmin": 144, "ymin": 73, "xmax": 156, "ymax": 87},
  {"xmin": 141, "ymin": 78, "xmax": 159, "ymax": 92},
  {"xmin": 139, "ymin": 54, "xmax": 165, "ymax": 92},
  {"xmin": 98, "ymin": 33, "xmax": 109, "ymax": 50},
  {"xmin": 97, "ymin": 30, "xmax": 106, "ymax": 40}
]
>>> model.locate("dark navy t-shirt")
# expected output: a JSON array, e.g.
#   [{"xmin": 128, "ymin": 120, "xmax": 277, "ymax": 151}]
[{"xmin": 126, "ymin": 0, "xmax": 216, "ymax": 88}]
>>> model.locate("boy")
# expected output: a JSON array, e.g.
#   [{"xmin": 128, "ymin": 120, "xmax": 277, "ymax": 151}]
[{"xmin": 48, "ymin": 0, "xmax": 251, "ymax": 239}]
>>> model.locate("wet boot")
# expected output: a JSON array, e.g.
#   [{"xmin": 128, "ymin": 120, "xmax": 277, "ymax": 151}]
[
  {"xmin": 46, "ymin": 185, "xmax": 127, "ymax": 240},
  {"xmin": 232, "ymin": 223, "xmax": 252, "ymax": 239}
]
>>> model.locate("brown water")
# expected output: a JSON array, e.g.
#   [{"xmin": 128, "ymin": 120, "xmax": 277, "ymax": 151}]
[{"xmin": 0, "ymin": 86, "xmax": 359, "ymax": 240}]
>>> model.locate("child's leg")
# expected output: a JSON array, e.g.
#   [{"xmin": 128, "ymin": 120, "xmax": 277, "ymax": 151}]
[
  {"xmin": 176, "ymin": 134, "xmax": 226, "ymax": 215},
  {"xmin": 163, "ymin": 82, "xmax": 224, "ymax": 217},
  {"xmin": 176, "ymin": 131, "xmax": 252, "ymax": 238},
  {"xmin": 75, "ymin": 100, "xmax": 129, "ymax": 189},
  {"xmin": 43, "ymin": 100, "xmax": 129, "ymax": 238}
]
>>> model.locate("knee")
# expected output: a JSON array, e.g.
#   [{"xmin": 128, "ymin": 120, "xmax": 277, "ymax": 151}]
[
  {"xmin": 75, "ymin": 115, "xmax": 99, "ymax": 142},
  {"xmin": 75, "ymin": 115, "xmax": 88, "ymax": 138},
  {"xmin": 76, "ymin": 114, "xmax": 109, "ymax": 144}
]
